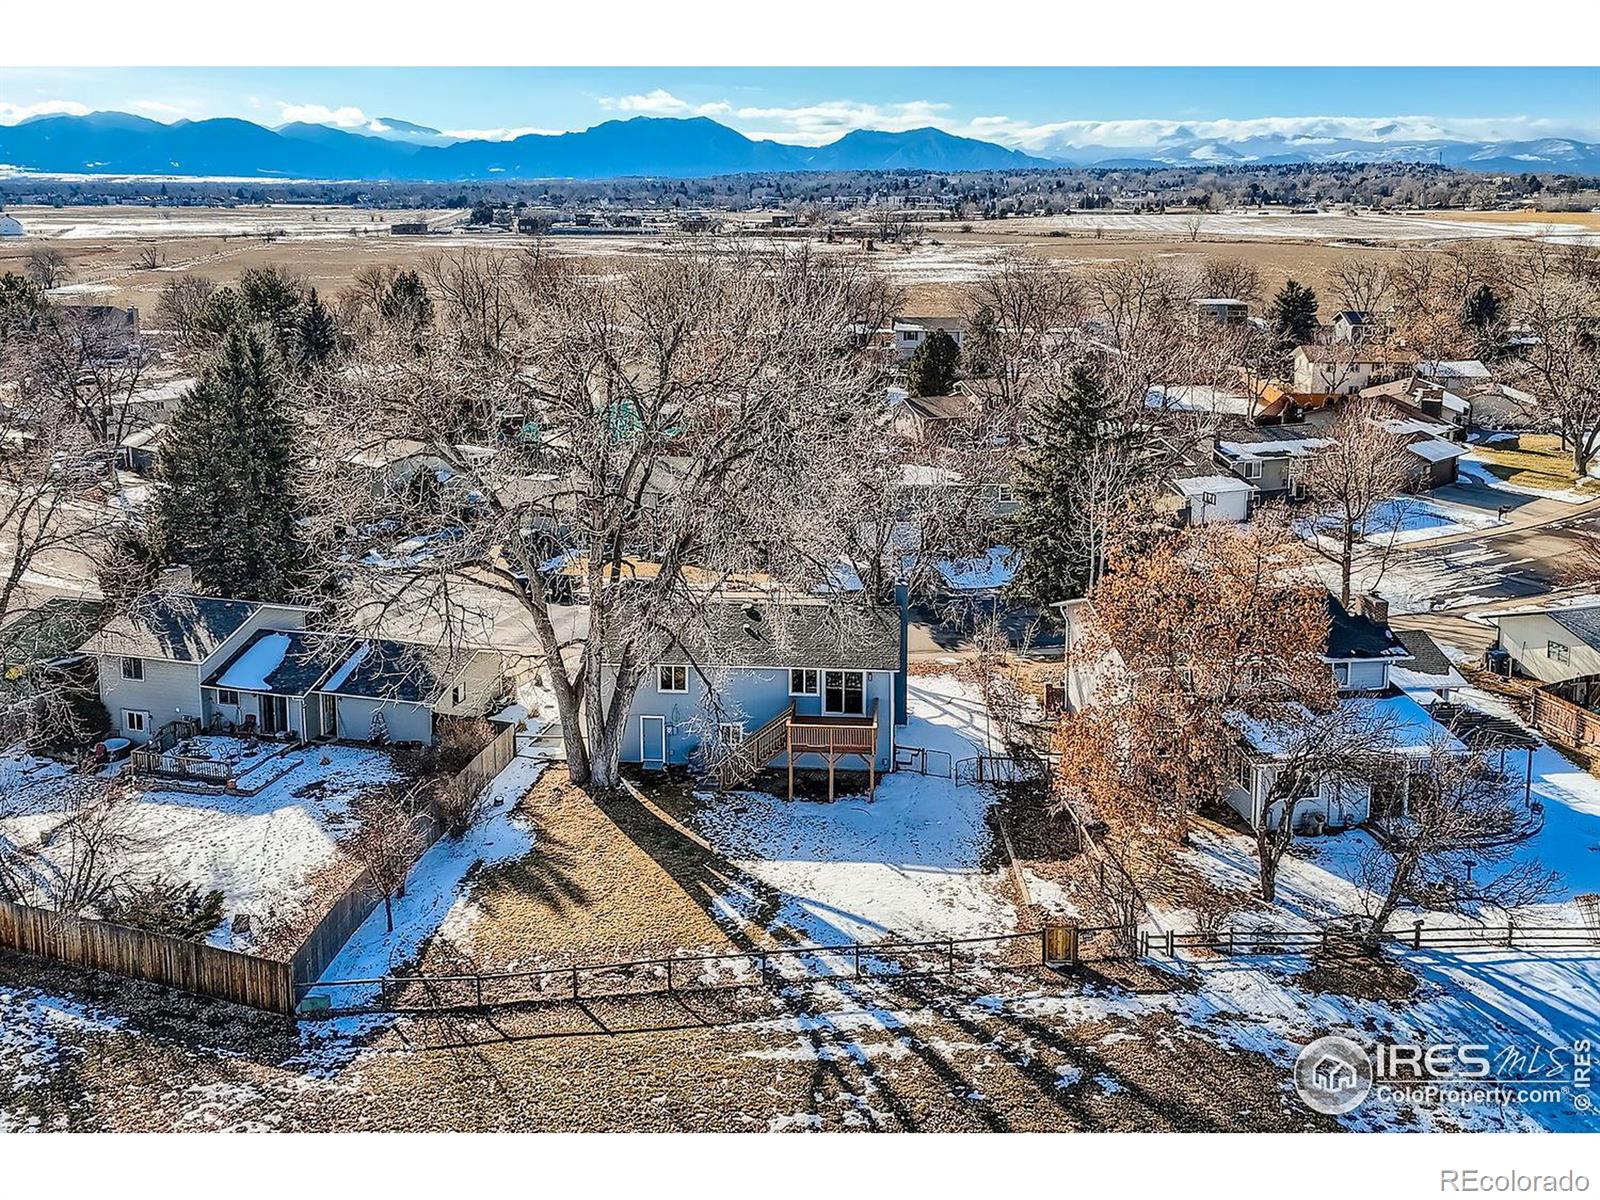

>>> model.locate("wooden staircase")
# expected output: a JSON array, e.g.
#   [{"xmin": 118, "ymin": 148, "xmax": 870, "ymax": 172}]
[{"xmin": 714, "ymin": 703, "xmax": 794, "ymax": 788}]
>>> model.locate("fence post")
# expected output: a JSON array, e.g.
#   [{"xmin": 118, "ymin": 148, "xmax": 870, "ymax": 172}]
[
  {"xmin": 948, "ymin": 939, "xmax": 956, "ymax": 976},
  {"xmin": 1505, "ymin": 918, "xmax": 1515, "ymax": 950},
  {"xmin": 1165, "ymin": 929, "xmax": 1175, "ymax": 957},
  {"xmin": 1039, "ymin": 927, "xmax": 1048, "ymax": 965},
  {"xmin": 854, "ymin": 944, "xmax": 861, "ymax": 978},
  {"xmin": 1227, "ymin": 927, "xmax": 1235, "ymax": 955},
  {"xmin": 475, "ymin": 974, "xmax": 483, "ymax": 1009},
  {"xmin": 571, "ymin": 964, "xmax": 579, "ymax": 1001},
  {"xmin": 1412, "ymin": 919, "xmax": 1423, "ymax": 950},
  {"xmin": 1139, "ymin": 929, "xmax": 1148, "ymax": 957},
  {"xmin": 1067, "ymin": 924, "xmax": 1079, "ymax": 969}
]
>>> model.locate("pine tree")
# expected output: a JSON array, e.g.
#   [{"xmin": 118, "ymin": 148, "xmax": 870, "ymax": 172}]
[
  {"xmin": 908, "ymin": 329, "xmax": 961, "ymax": 397},
  {"xmin": 292, "ymin": 288, "xmax": 338, "ymax": 373},
  {"xmin": 156, "ymin": 326, "xmax": 305, "ymax": 600},
  {"xmin": 1006, "ymin": 362, "xmax": 1121, "ymax": 608},
  {"xmin": 1269, "ymin": 279, "xmax": 1319, "ymax": 349}
]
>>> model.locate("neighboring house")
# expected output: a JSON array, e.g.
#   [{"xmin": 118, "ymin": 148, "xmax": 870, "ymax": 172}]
[
  {"xmin": 1362, "ymin": 378, "xmax": 1472, "ymax": 438},
  {"xmin": 1417, "ymin": 359, "xmax": 1493, "ymax": 387},
  {"xmin": 1, "ymin": 597, "xmax": 107, "ymax": 673},
  {"xmin": 891, "ymin": 316, "xmax": 965, "ymax": 361},
  {"xmin": 605, "ymin": 598, "xmax": 908, "ymax": 800},
  {"xmin": 0, "ymin": 214, "xmax": 23, "ymax": 237},
  {"xmin": 1192, "ymin": 298, "xmax": 1249, "ymax": 329},
  {"xmin": 81, "ymin": 592, "xmax": 507, "ymax": 745},
  {"xmin": 1063, "ymin": 589, "xmax": 1433, "ymax": 831},
  {"xmin": 79, "ymin": 593, "xmax": 313, "ymax": 744},
  {"xmin": 1168, "ymin": 470, "xmax": 1257, "ymax": 525},
  {"xmin": 1292, "ymin": 345, "xmax": 1415, "ymax": 394},
  {"xmin": 886, "ymin": 385, "xmax": 981, "ymax": 442},
  {"xmin": 1489, "ymin": 603, "xmax": 1600, "ymax": 684},
  {"xmin": 1372, "ymin": 417, "xmax": 1469, "ymax": 489},
  {"xmin": 1212, "ymin": 423, "xmax": 1334, "ymax": 499},
  {"xmin": 115, "ymin": 422, "xmax": 168, "ymax": 477},
  {"xmin": 1330, "ymin": 310, "xmax": 1390, "ymax": 345}
]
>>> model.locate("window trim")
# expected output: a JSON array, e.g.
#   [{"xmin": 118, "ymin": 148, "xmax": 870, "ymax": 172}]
[
  {"xmin": 789, "ymin": 668, "xmax": 819, "ymax": 696},
  {"xmin": 120, "ymin": 655, "xmax": 144, "ymax": 681},
  {"xmin": 1242, "ymin": 459, "xmax": 1264, "ymax": 480},
  {"xmin": 122, "ymin": 709, "xmax": 149, "ymax": 734},
  {"xmin": 1548, "ymin": 640, "xmax": 1571, "ymax": 665},
  {"xmin": 216, "ymin": 688, "xmax": 240, "ymax": 706},
  {"xmin": 451, "ymin": 683, "xmax": 466, "ymax": 706},
  {"xmin": 719, "ymin": 721, "xmax": 747, "ymax": 747},
  {"xmin": 657, "ymin": 664, "xmax": 689, "ymax": 694},
  {"xmin": 822, "ymin": 669, "xmax": 867, "ymax": 717}
]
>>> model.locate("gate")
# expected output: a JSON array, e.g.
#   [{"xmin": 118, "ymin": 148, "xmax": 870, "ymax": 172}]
[
  {"xmin": 895, "ymin": 745, "xmax": 953, "ymax": 777},
  {"xmin": 955, "ymin": 753, "xmax": 1047, "ymax": 786}
]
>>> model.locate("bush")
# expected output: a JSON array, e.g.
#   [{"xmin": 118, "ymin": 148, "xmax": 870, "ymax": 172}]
[
  {"xmin": 101, "ymin": 877, "xmax": 226, "ymax": 941},
  {"xmin": 432, "ymin": 775, "xmax": 489, "ymax": 839},
  {"xmin": 434, "ymin": 717, "xmax": 496, "ymax": 776}
]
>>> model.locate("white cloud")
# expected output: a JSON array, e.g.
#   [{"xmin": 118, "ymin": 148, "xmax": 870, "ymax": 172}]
[
  {"xmin": 960, "ymin": 113, "xmax": 1597, "ymax": 154},
  {"xmin": 598, "ymin": 92, "xmax": 954, "ymax": 145},
  {"xmin": 0, "ymin": 99, "xmax": 91, "ymax": 125},
  {"xmin": 277, "ymin": 102, "xmax": 373, "ymax": 130},
  {"xmin": 438, "ymin": 126, "xmax": 565, "ymax": 142}
]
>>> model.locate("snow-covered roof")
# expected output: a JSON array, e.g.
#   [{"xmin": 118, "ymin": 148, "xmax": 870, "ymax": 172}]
[
  {"xmin": 1227, "ymin": 692, "xmax": 1464, "ymax": 759},
  {"xmin": 206, "ymin": 629, "xmax": 353, "ymax": 697},
  {"xmin": 1217, "ymin": 436, "xmax": 1333, "ymax": 460},
  {"xmin": 901, "ymin": 463, "xmax": 964, "ymax": 488},
  {"xmin": 1145, "ymin": 384, "xmax": 1256, "ymax": 417},
  {"xmin": 1419, "ymin": 359, "xmax": 1492, "ymax": 381},
  {"xmin": 1172, "ymin": 474, "xmax": 1255, "ymax": 497},
  {"xmin": 1406, "ymin": 437, "xmax": 1468, "ymax": 464},
  {"xmin": 934, "ymin": 546, "xmax": 1019, "ymax": 592}
]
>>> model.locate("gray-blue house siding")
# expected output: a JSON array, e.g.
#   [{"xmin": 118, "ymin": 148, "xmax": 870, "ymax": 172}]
[{"xmin": 605, "ymin": 598, "xmax": 907, "ymax": 783}]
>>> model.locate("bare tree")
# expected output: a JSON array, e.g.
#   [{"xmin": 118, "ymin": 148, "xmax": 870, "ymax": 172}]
[
  {"xmin": 1247, "ymin": 702, "xmax": 1399, "ymax": 903},
  {"xmin": 342, "ymin": 785, "xmax": 430, "ymax": 933},
  {"xmin": 1183, "ymin": 213, "xmax": 1207, "ymax": 243},
  {"xmin": 25, "ymin": 247, "xmax": 72, "ymax": 292},
  {"xmin": 132, "ymin": 244, "xmax": 164, "ymax": 272},
  {"xmin": 1197, "ymin": 257, "xmax": 1262, "ymax": 304},
  {"xmin": 1328, "ymin": 258, "xmax": 1392, "ymax": 320},
  {"xmin": 1355, "ymin": 733, "xmax": 1558, "ymax": 948},
  {"xmin": 1, "ymin": 777, "xmax": 141, "ymax": 914},
  {"xmin": 156, "ymin": 275, "xmax": 218, "ymax": 353},
  {"xmin": 1300, "ymin": 399, "xmax": 1415, "ymax": 607},
  {"xmin": 1510, "ymin": 243, "xmax": 1600, "ymax": 473},
  {"xmin": 307, "ymin": 247, "xmax": 894, "ymax": 792}
]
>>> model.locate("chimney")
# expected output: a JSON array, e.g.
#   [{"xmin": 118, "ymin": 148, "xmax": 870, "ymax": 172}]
[{"xmin": 1359, "ymin": 593, "xmax": 1390, "ymax": 626}]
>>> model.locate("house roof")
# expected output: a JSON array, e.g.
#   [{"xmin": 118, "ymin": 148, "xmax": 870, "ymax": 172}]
[
  {"xmin": 1390, "ymin": 629, "xmax": 1467, "ymax": 696},
  {"xmin": 78, "ymin": 593, "xmax": 286, "ymax": 663},
  {"xmin": 1295, "ymin": 344, "xmax": 1416, "ymax": 365},
  {"xmin": 1326, "ymin": 595, "xmax": 1413, "ymax": 661},
  {"xmin": 1335, "ymin": 310, "xmax": 1377, "ymax": 325},
  {"xmin": 1172, "ymin": 473, "xmax": 1255, "ymax": 497},
  {"xmin": 1406, "ymin": 437, "xmax": 1468, "ymax": 464},
  {"xmin": 900, "ymin": 392, "xmax": 978, "ymax": 422},
  {"xmin": 893, "ymin": 315, "xmax": 965, "ymax": 333},
  {"xmin": 319, "ymin": 638, "xmax": 473, "ymax": 705},
  {"xmin": 1548, "ymin": 607, "xmax": 1600, "ymax": 650},
  {"xmin": 1217, "ymin": 424, "xmax": 1334, "ymax": 460},
  {"xmin": 204, "ymin": 629, "xmax": 354, "ymax": 697},
  {"xmin": 630, "ymin": 601, "xmax": 902, "ymax": 672},
  {"xmin": 1419, "ymin": 359, "xmax": 1492, "ymax": 381}
]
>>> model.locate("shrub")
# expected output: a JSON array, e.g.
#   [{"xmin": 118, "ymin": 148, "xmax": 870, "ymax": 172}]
[{"xmin": 101, "ymin": 877, "xmax": 226, "ymax": 941}]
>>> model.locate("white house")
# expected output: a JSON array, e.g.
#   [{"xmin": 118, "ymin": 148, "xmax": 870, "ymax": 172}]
[
  {"xmin": 1292, "ymin": 345, "xmax": 1415, "ymax": 395},
  {"xmin": 1168, "ymin": 473, "xmax": 1256, "ymax": 524},
  {"xmin": 1489, "ymin": 602, "xmax": 1600, "ymax": 684},
  {"xmin": 0, "ymin": 214, "xmax": 24, "ymax": 238},
  {"xmin": 890, "ymin": 316, "xmax": 965, "ymax": 362}
]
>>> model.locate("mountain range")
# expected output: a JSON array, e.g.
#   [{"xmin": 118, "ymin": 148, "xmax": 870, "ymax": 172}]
[{"xmin": 0, "ymin": 111, "xmax": 1596, "ymax": 181}]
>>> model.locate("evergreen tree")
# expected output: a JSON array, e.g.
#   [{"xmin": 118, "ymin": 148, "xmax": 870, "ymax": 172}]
[
  {"xmin": 1269, "ymin": 279, "xmax": 1319, "ymax": 349},
  {"xmin": 292, "ymin": 288, "xmax": 338, "ymax": 373},
  {"xmin": 1006, "ymin": 362, "xmax": 1121, "ymax": 608},
  {"xmin": 1461, "ymin": 283, "xmax": 1504, "ymax": 358},
  {"xmin": 156, "ymin": 326, "xmax": 305, "ymax": 600},
  {"xmin": 908, "ymin": 329, "xmax": 961, "ymax": 397},
  {"xmin": 379, "ymin": 269, "xmax": 433, "ymax": 347}
]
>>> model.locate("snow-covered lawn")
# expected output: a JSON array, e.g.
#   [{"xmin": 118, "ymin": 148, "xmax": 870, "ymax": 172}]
[
  {"xmin": 1354, "ymin": 495, "xmax": 1502, "ymax": 544},
  {"xmin": 308, "ymin": 754, "xmax": 546, "ymax": 1007},
  {"xmin": 0, "ymin": 742, "xmax": 403, "ymax": 952},
  {"xmin": 694, "ymin": 673, "xmax": 1020, "ymax": 945}
]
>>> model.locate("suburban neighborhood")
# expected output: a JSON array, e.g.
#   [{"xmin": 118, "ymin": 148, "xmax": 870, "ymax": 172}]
[{"xmin": 1, "ymin": 56, "xmax": 1599, "ymax": 1184}]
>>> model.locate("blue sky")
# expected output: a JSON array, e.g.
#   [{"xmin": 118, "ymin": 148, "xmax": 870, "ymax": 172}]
[{"xmin": 1, "ymin": 67, "xmax": 1596, "ymax": 149}]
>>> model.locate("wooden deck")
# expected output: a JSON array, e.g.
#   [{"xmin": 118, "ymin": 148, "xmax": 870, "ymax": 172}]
[{"xmin": 714, "ymin": 702, "xmax": 881, "ymax": 801}]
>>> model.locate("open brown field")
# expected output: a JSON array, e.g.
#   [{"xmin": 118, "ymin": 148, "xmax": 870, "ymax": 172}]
[{"xmin": 4, "ymin": 203, "xmax": 1591, "ymax": 322}]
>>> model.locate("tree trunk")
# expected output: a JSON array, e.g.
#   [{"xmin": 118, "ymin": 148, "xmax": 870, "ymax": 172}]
[
  {"xmin": 1340, "ymin": 525, "xmax": 1354, "ymax": 608},
  {"xmin": 383, "ymin": 894, "xmax": 394, "ymax": 934}
]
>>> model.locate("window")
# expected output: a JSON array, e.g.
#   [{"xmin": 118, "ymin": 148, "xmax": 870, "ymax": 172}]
[
  {"xmin": 719, "ymin": 721, "xmax": 746, "ymax": 747},
  {"xmin": 1549, "ymin": 641, "xmax": 1571, "ymax": 665},
  {"xmin": 120, "ymin": 656, "xmax": 144, "ymax": 681},
  {"xmin": 451, "ymin": 684, "xmax": 466, "ymax": 706},
  {"xmin": 1200, "ymin": 491, "xmax": 1217, "ymax": 506},
  {"xmin": 789, "ymin": 668, "xmax": 819, "ymax": 696},
  {"xmin": 1333, "ymin": 662, "xmax": 1350, "ymax": 687},
  {"xmin": 1242, "ymin": 460, "xmax": 1263, "ymax": 480},
  {"xmin": 657, "ymin": 664, "xmax": 689, "ymax": 693},
  {"xmin": 217, "ymin": 689, "xmax": 240, "ymax": 706},
  {"xmin": 993, "ymin": 484, "xmax": 1017, "ymax": 505},
  {"xmin": 823, "ymin": 670, "xmax": 866, "ymax": 716},
  {"xmin": 122, "ymin": 710, "xmax": 148, "ymax": 734}
]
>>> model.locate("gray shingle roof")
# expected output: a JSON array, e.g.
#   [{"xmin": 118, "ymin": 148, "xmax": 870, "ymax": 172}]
[
  {"xmin": 1549, "ymin": 607, "xmax": 1600, "ymax": 650},
  {"xmin": 1326, "ymin": 596, "xmax": 1412, "ymax": 660},
  {"xmin": 203, "ymin": 629, "xmax": 354, "ymax": 697},
  {"xmin": 624, "ymin": 601, "xmax": 902, "ymax": 672},
  {"xmin": 79, "ymin": 593, "xmax": 263, "ymax": 663},
  {"xmin": 1392, "ymin": 628, "xmax": 1455, "ymax": 678},
  {"xmin": 319, "ymin": 638, "xmax": 461, "ymax": 704}
]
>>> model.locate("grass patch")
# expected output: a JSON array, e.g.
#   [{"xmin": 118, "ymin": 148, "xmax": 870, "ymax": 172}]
[{"xmin": 1471, "ymin": 435, "xmax": 1600, "ymax": 495}]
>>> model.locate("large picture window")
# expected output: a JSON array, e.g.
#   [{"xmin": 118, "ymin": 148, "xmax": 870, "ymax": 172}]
[{"xmin": 823, "ymin": 670, "xmax": 866, "ymax": 716}]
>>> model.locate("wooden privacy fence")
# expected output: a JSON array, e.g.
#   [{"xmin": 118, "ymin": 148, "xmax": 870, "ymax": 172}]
[
  {"xmin": 1531, "ymin": 684, "xmax": 1600, "ymax": 750},
  {"xmin": 453, "ymin": 720, "xmax": 520, "ymax": 800},
  {"xmin": 0, "ymin": 896, "xmax": 296, "ymax": 1014}
]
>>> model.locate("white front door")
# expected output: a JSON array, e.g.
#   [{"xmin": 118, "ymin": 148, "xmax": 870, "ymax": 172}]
[{"xmin": 640, "ymin": 715, "xmax": 667, "ymax": 768}]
